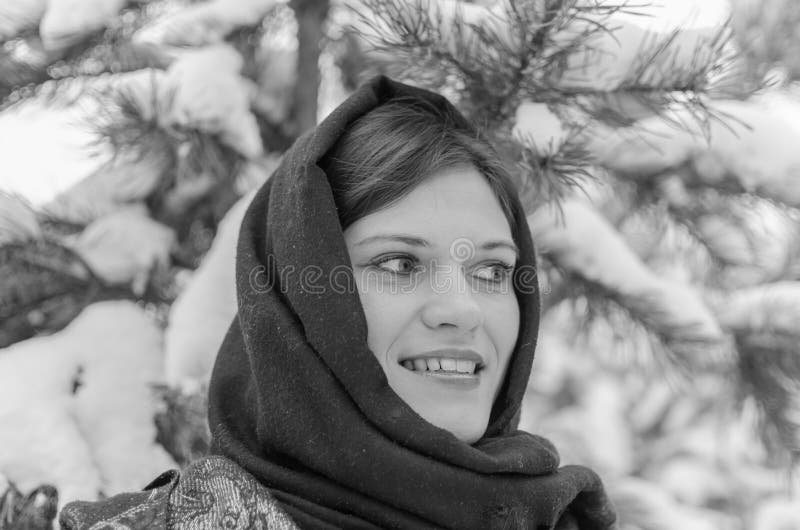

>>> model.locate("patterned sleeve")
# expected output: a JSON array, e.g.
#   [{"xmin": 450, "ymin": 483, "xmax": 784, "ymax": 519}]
[
  {"xmin": 168, "ymin": 456, "xmax": 298, "ymax": 530},
  {"xmin": 59, "ymin": 457, "xmax": 299, "ymax": 530},
  {"xmin": 59, "ymin": 470, "xmax": 178, "ymax": 529}
]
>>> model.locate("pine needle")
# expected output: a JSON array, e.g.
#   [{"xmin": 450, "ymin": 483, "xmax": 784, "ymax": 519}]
[
  {"xmin": 736, "ymin": 331, "xmax": 800, "ymax": 468},
  {"xmin": 0, "ymin": 192, "xmax": 43, "ymax": 244},
  {"xmin": 0, "ymin": 240, "xmax": 100, "ymax": 348}
]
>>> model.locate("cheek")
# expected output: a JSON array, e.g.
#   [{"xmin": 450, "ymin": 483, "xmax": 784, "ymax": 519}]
[
  {"xmin": 485, "ymin": 294, "xmax": 520, "ymax": 363},
  {"xmin": 357, "ymin": 289, "xmax": 410, "ymax": 362}
]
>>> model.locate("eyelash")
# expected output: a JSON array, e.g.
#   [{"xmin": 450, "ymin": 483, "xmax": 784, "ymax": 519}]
[
  {"xmin": 370, "ymin": 254, "xmax": 514, "ymax": 283},
  {"xmin": 371, "ymin": 254, "xmax": 421, "ymax": 275}
]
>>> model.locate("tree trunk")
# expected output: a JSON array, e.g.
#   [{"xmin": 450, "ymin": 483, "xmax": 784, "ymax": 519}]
[{"xmin": 290, "ymin": 0, "xmax": 330, "ymax": 133}]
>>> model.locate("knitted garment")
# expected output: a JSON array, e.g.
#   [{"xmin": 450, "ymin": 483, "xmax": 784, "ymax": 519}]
[
  {"xmin": 59, "ymin": 456, "xmax": 298, "ymax": 529},
  {"xmin": 207, "ymin": 75, "xmax": 618, "ymax": 529}
]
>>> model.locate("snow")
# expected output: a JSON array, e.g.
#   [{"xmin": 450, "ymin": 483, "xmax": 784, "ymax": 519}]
[
  {"xmin": 69, "ymin": 205, "xmax": 176, "ymax": 295},
  {"xmin": 554, "ymin": 0, "xmax": 732, "ymax": 91},
  {"xmin": 0, "ymin": 192, "xmax": 42, "ymax": 244},
  {"xmin": 0, "ymin": 103, "xmax": 104, "ymax": 207},
  {"xmin": 0, "ymin": 336, "xmax": 102, "ymax": 504},
  {"xmin": 513, "ymin": 101, "xmax": 568, "ymax": 155},
  {"xmin": 0, "ymin": 301, "xmax": 176, "ymax": 507},
  {"xmin": 527, "ymin": 198, "xmax": 726, "ymax": 357},
  {"xmin": 134, "ymin": 0, "xmax": 280, "ymax": 50},
  {"xmin": 754, "ymin": 497, "xmax": 800, "ymax": 530},
  {"xmin": 0, "ymin": 0, "xmax": 48, "ymax": 41},
  {"xmin": 159, "ymin": 45, "xmax": 264, "ymax": 158},
  {"xmin": 40, "ymin": 0, "xmax": 128, "ymax": 51},
  {"xmin": 165, "ymin": 190, "xmax": 255, "ymax": 391},
  {"xmin": 587, "ymin": 91, "xmax": 800, "ymax": 208}
]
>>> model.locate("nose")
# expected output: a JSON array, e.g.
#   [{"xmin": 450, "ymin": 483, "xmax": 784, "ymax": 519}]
[{"xmin": 420, "ymin": 264, "xmax": 483, "ymax": 331}]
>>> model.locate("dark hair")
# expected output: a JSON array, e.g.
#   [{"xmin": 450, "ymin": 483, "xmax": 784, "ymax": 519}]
[{"xmin": 319, "ymin": 96, "xmax": 520, "ymax": 235}]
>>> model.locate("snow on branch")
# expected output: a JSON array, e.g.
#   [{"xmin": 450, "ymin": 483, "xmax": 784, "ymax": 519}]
[
  {"xmin": 346, "ymin": 0, "xmax": 555, "ymax": 122},
  {"xmin": 70, "ymin": 45, "xmax": 260, "ymax": 219},
  {"xmin": 347, "ymin": 0, "xmax": 743, "ymax": 125},
  {"xmin": 587, "ymin": 92, "xmax": 800, "ymax": 209},
  {"xmin": 527, "ymin": 197, "xmax": 731, "ymax": 371},
  {"xmin": 724, "ymin": 293, "xmax": 800, "ymax": 465},
  {"xmin": 0, "ymin": 1, "xmax": 48, "ymax": 42},
  {"xmin": 665, "ymin": 191, "xmax": 800, "ymax": 288},
  {"xmin": 132, "ymin": 0, "xmax": 281, "ymax": 60},
  {"xmin": 0, "ymin": 1, "xmax": 162, "ymax": 110},
  {"xmin": 0, "ymin": 239, "xmax": 101, "ymax": 349},
  {"xmin": 0, "ymin": 193, "xmax": 43, "ymax": 244}
]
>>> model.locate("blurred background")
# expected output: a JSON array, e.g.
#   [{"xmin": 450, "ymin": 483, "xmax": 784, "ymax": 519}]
[{"xmin": 1, "ymin": 0, "xmax": 799, "ymax": 528}]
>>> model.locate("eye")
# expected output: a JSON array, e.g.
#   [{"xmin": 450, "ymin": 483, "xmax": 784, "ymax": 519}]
[
  {"xmin": 472, "ymin": 261, "xmax": 514, "ymax": 283},
  {"xmin": 372, "ymin": 254, "xmax": 420, "ymax": 275}
]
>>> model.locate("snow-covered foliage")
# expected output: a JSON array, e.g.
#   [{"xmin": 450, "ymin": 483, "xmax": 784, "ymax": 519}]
[
  {"xmin": 550, "ymin": 0, "xmax": 732, "ymax": 92},
  {"xmin": 528, "ymin": 198, "xmax": 730, "ymax": 367},
  {"xmin": 522, "ymin": 312, "xmax": 799, "ymax": 528},
  {"xmin": 0, "ymin": 301, "xmax": 176, "ymax": 506},
  {"xmin": 587, "ymin": 92, "xmax": 800, "ymax": 207},
  {"xmin": 69, "ymin": 205, "xmax": 176, "ymax": 295},
  {"xmin": 513, "ymin": 101, "xmax": 568, "ymax": 155},
  {"xmin": 159, "ymin": 44, "xmax": 264, "ymax": 159},
  {"xmin": 40, "ymin": 0, "xmax": 128, "ymax": 51},
  {"xmin": 2, "ymin": 0, "xmax": 800, "ymax": 527},
  {"xmin": 164, "ymin": 190, "xmax": 255, "ymax": 391},
  {"xmin": 0, "ymin": 193, "xmax": 42, "ymax": 244},
  {"xmin": 134, "ymin": 0, "xmax": 280, "ymax": 51},
  {"xmin": 0, "ymin": 0, "xmax": 48, "ymax": 41}
]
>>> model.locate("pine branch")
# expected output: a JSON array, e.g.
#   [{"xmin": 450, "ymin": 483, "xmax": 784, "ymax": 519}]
[
  {"xmin": 152, "ymin": 383, "xmax": 210, "ymax": 468},
  {"xmin": 669, "ymin": 192, "xmax": 800, "ymax": 287},
  {"xmin": 88, "ymin": 74, "xmax": 243, "ymax": 178},
  {"xmin": 349, "ymin": 0, "xmax": 557, "ymax": 123},
  {"xmin": 0, "ymin": 2, "xmax": 165, "ymax": 110},
  {"xmin": 0, "ymin": 193, "xmax": 43, "ymax": 244},
  {"xmin": 0, "ymin": 240, "xmax": 100, "ymax": 348},
  {"xmin": 533, "ymin": 10, "xmax": 758, "ymax": 136},
  {"xmin": 84, "ymin": 81, "xmax": 244, "ymax": 230},
  {"xmin": 736, "ymin": 331, "xmax": 800, "ymax": 467},
  {"xmin": 500, "ymin": 126, "xmax": 602, "ymax": 213},
  {"xmin": 575, "ymin": 273, "xmax": 733, "ymax": 377},
  {"xmin": 730, "ymin": 0, "xmax": 800, "ymax": 81},
  {"xmin": 706, "ymin": 282, "xmax": 800, "ymax": 465},
  {"xmin": 527, "ymin": 198, "xmax": 732, "ymax": 373}
]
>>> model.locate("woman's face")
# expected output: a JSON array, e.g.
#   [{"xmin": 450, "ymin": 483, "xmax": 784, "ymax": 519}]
[{"xmin": 343, "ymin": 164, "xmax": 520, "ymax": 443}]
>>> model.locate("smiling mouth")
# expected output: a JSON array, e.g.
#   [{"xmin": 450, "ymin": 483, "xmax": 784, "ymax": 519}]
[
  {"xmin": 399, "ymin": 358, "xmax": 482, "ymax": 389},
  {"xmin": 399, "ymin": 358, "xmax": 484, "ymax": 375}
]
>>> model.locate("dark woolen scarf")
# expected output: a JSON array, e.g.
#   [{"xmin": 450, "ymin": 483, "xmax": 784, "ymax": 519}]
[{"xmin": 208, "ymin": 76, "xmax": 617, "ymax": 529}]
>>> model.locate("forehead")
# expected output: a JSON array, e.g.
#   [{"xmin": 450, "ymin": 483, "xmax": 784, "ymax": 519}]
[{"xmin": 344, "ymin": 165, "xmax": 512, "ymax": 244}]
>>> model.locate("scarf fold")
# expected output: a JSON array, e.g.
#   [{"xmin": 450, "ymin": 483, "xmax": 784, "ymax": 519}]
[{"xmin": 208, "ymin": 75, "xmax": 616, "ymax": 529}]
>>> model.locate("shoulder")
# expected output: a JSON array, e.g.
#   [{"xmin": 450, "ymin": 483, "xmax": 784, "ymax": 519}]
[{"xmin": 59, "ymin": 455, "xmax": 298, "ymax": 530}]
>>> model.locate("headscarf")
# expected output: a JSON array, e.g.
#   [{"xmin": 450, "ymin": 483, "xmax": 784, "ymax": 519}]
[{"xmin": 208, "ymin": 75, "xmax": 617, "ymax": 529}]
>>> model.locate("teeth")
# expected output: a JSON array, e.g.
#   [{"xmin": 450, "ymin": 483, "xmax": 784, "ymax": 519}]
[
  {"xmin": 456, "ymin": 360, "xmax": 476, "ymax": 374},
  {"xmin": 402, "ymin": 358, "xmax": 480, "ymax": 374},
  {"xmin": 439, "ymin": 359, "xmax": 457, "ymax": 371}
]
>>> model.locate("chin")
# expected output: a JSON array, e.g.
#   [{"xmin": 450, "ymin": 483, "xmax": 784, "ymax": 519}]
[
  {"xmin": 452, "ymin": 428, "xmax": 484, "ymax": 445},
  {"xmin": 429, "ymin": 411, "xmax": 490, "ymax": 444}
]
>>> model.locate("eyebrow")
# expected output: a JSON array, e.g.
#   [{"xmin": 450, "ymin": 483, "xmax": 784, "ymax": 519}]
[{"xmin": 355, "ymin": 234, "xmax": 519, "ymax": 257}]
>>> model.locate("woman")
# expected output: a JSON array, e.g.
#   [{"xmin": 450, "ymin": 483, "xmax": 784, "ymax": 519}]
[{"xmin": 60, "ymin": 76, "xmax": 616, "ymax": 529}]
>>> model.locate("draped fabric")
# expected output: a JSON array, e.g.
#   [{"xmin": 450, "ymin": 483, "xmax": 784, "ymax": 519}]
[
  {"xmin": 59, "ymin": 456, "xmax": 299, "ymax": 530},
  {"xmin": 208, "ymin": 75, "xmax": 617, "ymax": 529}
]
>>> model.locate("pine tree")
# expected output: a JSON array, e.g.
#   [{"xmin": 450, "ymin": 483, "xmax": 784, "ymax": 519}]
[
  {"xmin": 343, "ymin": 0, "xmax": 800, "ymax": 525},
  {"xmin": 1, "ymin": 0, "xmax": 799, "ymax": 527}
]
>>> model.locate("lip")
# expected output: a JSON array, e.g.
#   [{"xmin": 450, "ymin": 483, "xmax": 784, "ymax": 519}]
[{"xmin": 417, "ymin": 370, "xmax": 480, "ymax": 389}]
